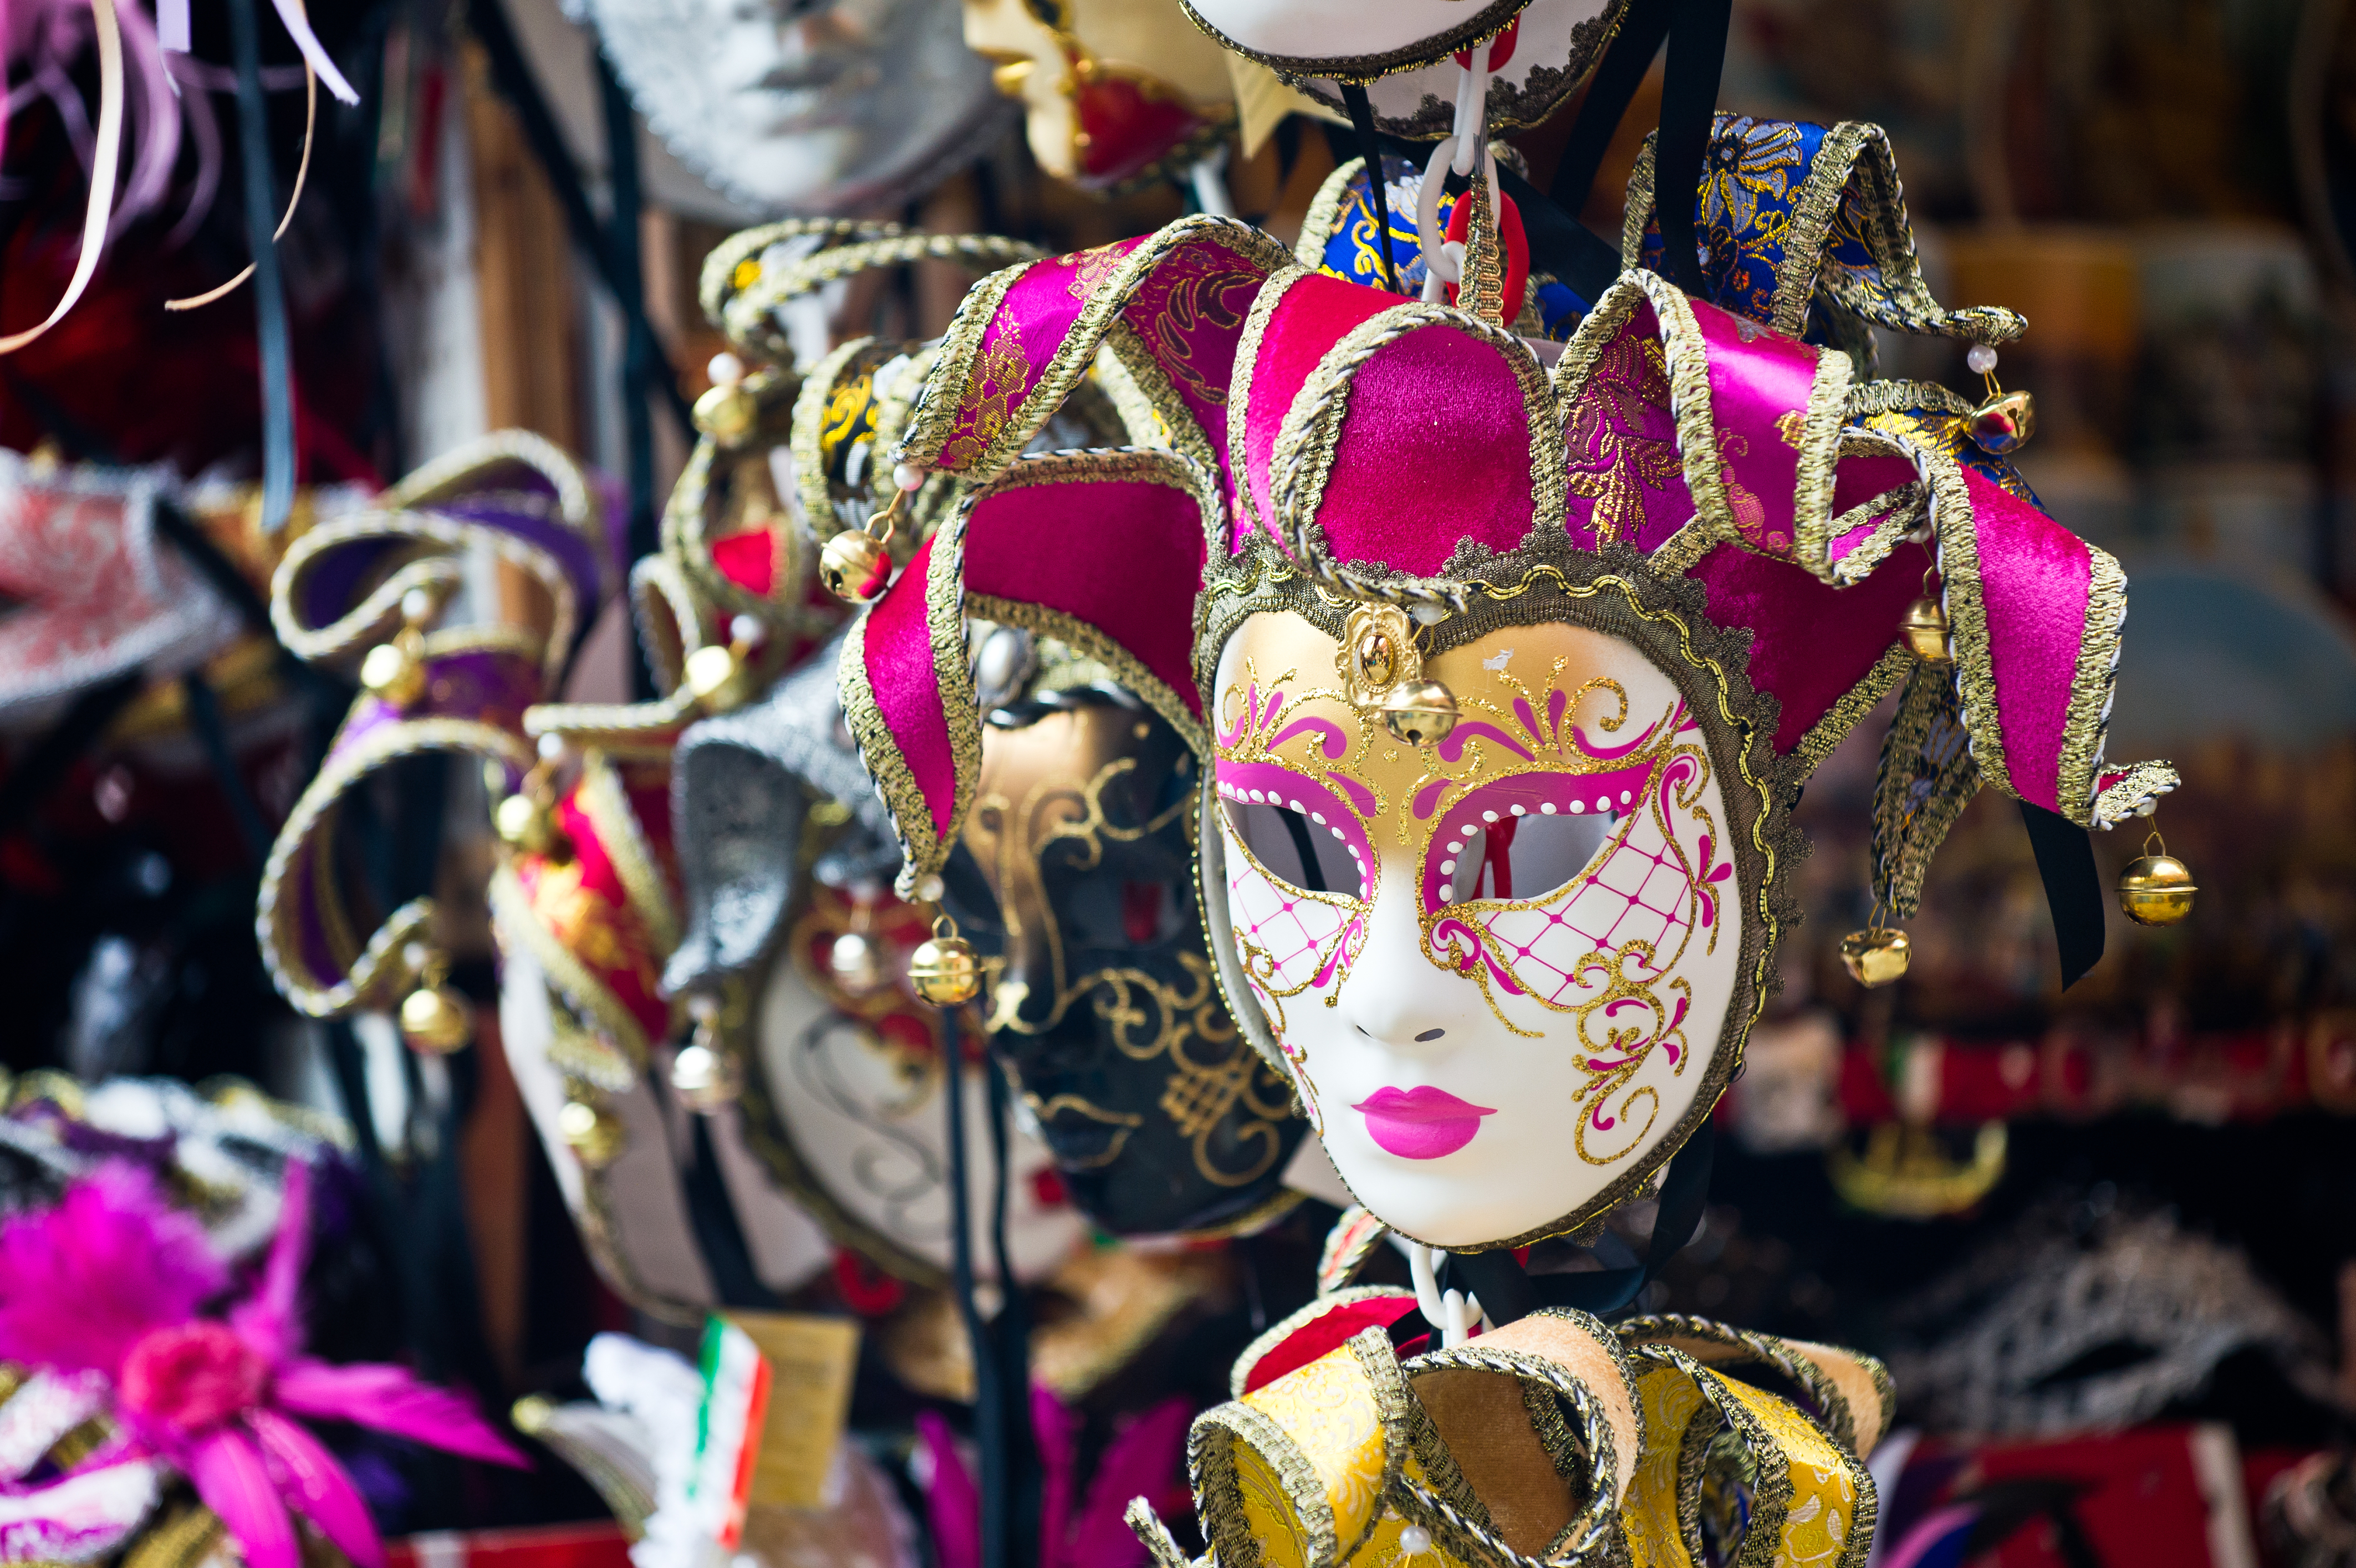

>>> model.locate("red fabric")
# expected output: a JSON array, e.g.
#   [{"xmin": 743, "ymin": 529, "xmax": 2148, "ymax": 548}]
[
  {"xmin": 1934, "ymin": 1426, "xmax": 2243, "ymax": 1568},
  {"xmin": 1242, "ymin": 275, "xmax": 1394, "ymax": 549},
  {"xmin": 386, "ymin": 1525, "xmax": 633, "ymax": 1568},
  {"xmin": 708, "ymin": 530, "xmax": 776, "ymax": 597},
  {"xmin": 1073, "ymin": 64, "xmax": 1207, "ymax": 190},
  {"xmin": 863, "ymin": 534, "xmax": 958, "ymax": 838},
  {"xmin": 962, "ymin": 478, "xmax": 1206, "ymax": 717},
  {"xmin": 1319, "ymin": 322, "xmax": 1537, "ymax": 575},
  {"xmin": 1442, "ymin": 191, "xmax": 1529, "ymax": 326},
  {"xmin": 1966, "ymin": 470, "xmax": 2091, "ymax": 814},
  {"xmin": 1687, "ymin": 538, "xmax": 1929, "ymax": 755},
  {"xmin": 1238, "ymin": 1294, "xmax": 1420, "ymax": 1395}
]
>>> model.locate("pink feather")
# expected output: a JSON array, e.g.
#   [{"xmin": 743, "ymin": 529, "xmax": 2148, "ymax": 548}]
[
  {"xmin": 0, "ymin": 1163, "xmax": 225, "ymax": 1376},
  {"xmin": 1068, "ymin": 1399, "xmax": 1190, "ymax": 1568},
  {"xmin": 247, "ymin": 1408, "xmax": 385, "ymax": 1568},
  {"xmin": 187, "ymin": 1427, "xmax": 297, "ymax": 1568},
  {"xmin": 916, "ymin": 1411, "xmax": 982, "ymax": 1568},
  {"xmin": 230, "ymin": 1160, "xmax": 310, "ymax": 1365},
  {"xmin": 272, "ymin": 1360, "xmax": 526, "ymax": 1467}
]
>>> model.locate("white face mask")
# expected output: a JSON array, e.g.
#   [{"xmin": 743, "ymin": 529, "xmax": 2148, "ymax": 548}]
[
  {"xmin": 575, "ymin": 0, "xmax": 1005, "ymax": 213},
  {"xmin": 1207, "ymin": 611, "xmax": 1743, "ymax": 1250},
  {"xmin": 747, "ymin": 883, "xmax": 1088, "ymax": 1285}
]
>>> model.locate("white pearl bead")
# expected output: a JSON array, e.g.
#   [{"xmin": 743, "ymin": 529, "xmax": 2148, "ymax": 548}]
[
  {"xmin": 1966, "ymin": 344, "xmax": 1999, "ymax": 375},
  {"xmin": 537, "ymin": 733, "xmax": 568, "ymax": 762},
  {"xmin": 707, "ymin": 351, "xmax": 745, "ymax": 387},
  {"xmin": 1400, "ymin": 1525, "xmax": 1433, "ymax": 1556},
  {"xmin": 894, "ymin": 462, "xmax": 927, "ymax": 492},
  {"xmin": 400, "ymin": 586, "xmax": 436, "ymax": 624},
  {"xmin": 729, "ymin": 614, "xmax": 766, "ymax": 648}
]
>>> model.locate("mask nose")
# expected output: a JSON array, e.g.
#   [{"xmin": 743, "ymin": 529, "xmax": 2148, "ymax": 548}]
[{"xmin": 1335, "ymin": 861, "xmax": 1456, "ymax": 1050}]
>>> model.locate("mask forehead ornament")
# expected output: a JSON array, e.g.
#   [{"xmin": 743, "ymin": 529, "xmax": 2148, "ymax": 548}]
[{"xmin": 840, "ymin": 180, "xmax": 2179, "ymax": 1263}]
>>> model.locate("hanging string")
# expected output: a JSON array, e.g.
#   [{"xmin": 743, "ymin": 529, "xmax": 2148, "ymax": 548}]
[
  {"xmin": 165, "ymin": 53, "xmax": 312, "ymax": 309},
  {"xmin": 0, "ymin": 0, "xmax": 123, "ymax": 355},
  {"xmin": 221, "ymin": 0, "xmax": 295, "ymax": 533}
]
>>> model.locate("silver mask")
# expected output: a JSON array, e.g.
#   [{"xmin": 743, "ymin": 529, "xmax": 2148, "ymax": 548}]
[{"xmin": 570, "ymin": 0, "xmax": 1008, "ymax": 214}]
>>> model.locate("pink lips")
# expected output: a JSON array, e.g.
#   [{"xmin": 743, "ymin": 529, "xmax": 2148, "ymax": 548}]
[{"xmin": 1352, "ymin": 1086, "xmax": 1497, "ymax": 1160}]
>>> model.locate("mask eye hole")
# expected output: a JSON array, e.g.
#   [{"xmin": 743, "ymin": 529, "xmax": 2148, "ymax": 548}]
[
  {"xmin": 1223, "ymin": 796, "xmax": 1357, "ymax": 898},
  {"xmin": 1443, "ymin": 809, "xmax": 1620, "ymax": 906}
]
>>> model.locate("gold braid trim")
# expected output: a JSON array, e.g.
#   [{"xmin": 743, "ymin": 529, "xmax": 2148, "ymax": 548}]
[
  {"xmin": 1617, "ymin": 118, "xmax": 2026, "ymax": 349},
  {"xmin": 121, "ymin": 1505, "xmax": 225, "ymax": 1568},
  {"xmin": 1171, "ymin": 0, "xmax": 1575, "ymax": 86},
  {"xmin": 1227, "ymin": 1285, "xmax": 1417, "ymax": 1400},
  {"xmin": 1792, "ymin": 641, "xmax": 1911, "ymax": 780},
  {"xmin": 791, "ymin": 335, "xmax": 884, "ymax": 540},
  {"xmin": 1269, "ymin": 297, "xmax": 1565, "ymax": 615},
  {"xmin": 1918, "ymin": 453, "xmax": 2016, "ymax": 813},
  {"xmin": 1225, "ymin": 267, "xmax": 1314, "ymax": 546},
  {"xmin": 1625, "ymin": 1344, "xmax": 1878, "ymax": 1568},
  {"xmin": 958, "ymin": 448, "xmax": 1222, "ymax": 755},
  {"xmin": 384, "ymin": 427, "xmax": 602, "ymax": 554},
  {"xmin": 896, "ymin": 217, "xmax": 1293, "ymax": 482},
  {"xmin": 626, "ymin": 552, "xmax": 708, "ymax": 698},
  {"xmin": 1295, "ymin": 159, "xmax": 1369, "ymax": 270},
  {"xmin": 2059, "ymin": 544, "xmax": 2128, "ymax": 821},
  {"xmin": 272, "ymin": 509, "xmax": 577, "ymax": 687},
  {"xmin": 660, "ymin": 381, "xmax": 819, "ymax": 641},
  {"xmin": 1098, "ymin": 315, "xmax": 1226, "ymax": 484},
  {"xmin": 577, "ymin": 749, "xmax": 682, "ymax": 956},
  {"xmin": 1618, "ymin": 1312, "xmax": 1891, "ymax": 1458},
  {"xmin": 256, "ymin": 703, "xmax": 535, "ymax": 1018},
  {"xmin": 713, "ymin": 229, "xmax": 1046, "ymax": 370},
  {"xmin": 2092, "ymin": 758, "xmax": 2181, "ymax": 827},
  {"xmin": 1868, "ymin": 659, "xmax": 1980, "ymax": 918},
  {"xmin": 488, "ymin": 865, "xmax": 655, "ymax": 1070},
  {"xmin": 837, "ymin": 505, "xmax": 981, "ymax": 900}
]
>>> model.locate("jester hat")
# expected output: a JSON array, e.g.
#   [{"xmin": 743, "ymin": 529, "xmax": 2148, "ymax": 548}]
[{"xmin": 842, "ymin": 110, "xmax": 2177, "ymax": 1253}]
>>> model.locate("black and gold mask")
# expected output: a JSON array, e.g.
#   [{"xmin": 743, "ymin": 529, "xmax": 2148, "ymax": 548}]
[{"xmin": 939, "ymin": 636, "xmax": 1306, "ymax": 1235}]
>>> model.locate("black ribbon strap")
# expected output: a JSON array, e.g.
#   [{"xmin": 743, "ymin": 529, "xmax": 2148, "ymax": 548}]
[
  {"xmin": 223, "ymin": 0, "xmax": 296, "ymax": 534},
  {"xmin": 466, "ymin": 0, "xmax": 692, "ymax": 440},
  {"xmin": 2019, "ymin": 801, "xmax": 2107, "ymax": 990},
  {"xmin": 984, "ymin": 1046, "xmax": 1042, "ymax": 1568},
  {"xmin": 1338, "ymin": 83, "xmax": 1402, "ymax": 294},
  {"xmin": 1653, "ymin": 0, "xmax": 1731, "ymax": 295},
  {"xmin": 941, "ymin": 1014, "xmax": 1018, "ymax": 1568},
  {"xmin": 1547, "ymin": 0, "xmax": 1673, "ymax": 216},
  {"xmin": 1447, "ymin": 1120, "xmax": 1716, "ymax": 1324}
]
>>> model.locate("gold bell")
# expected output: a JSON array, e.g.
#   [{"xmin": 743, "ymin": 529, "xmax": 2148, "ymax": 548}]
[
  {"xmin": 360, "ymin": 631, "xmax": 429, "ymax": 710},
  {"xmin": 398, "ymin": 982, "xmax": 473, "ymax": 1054},
  {"xmin": 493, "ymin": 790, "xmax": 567, "ymax": 858},
  {"xmin": 907, "ymin": 916, "xmax": 982, "ymax": 1008},
  {"xmin": 828, "ymin": 929, "xmax": 888, "ymax": 998},
  {"xmin": 1380, "ymin": 679, "xmax": 1459, "ymax": 747},
  {"xmin": 2118, "ymin": 831, "xmax": 2196, "ymax": 926},
  {"xmin": 1966, "ymin": 390, "xmax": 2037, "ymax": 456},
  {"xmin": 670, "ymin": 1042, "xmax": 740, "ymax": 1113},
  {"xmin": 692, "ymin": 382, "xmax": 758, "ymax": 446},
  {"xmin": 1900, "ymin": 596, "xmax": 1951, "ymax": 663},
  {"xmin": 557, "ymin": 1097, "xmax": 625, "ymax": 1168},
  {"xmin": 1839, "ymin": 926, "xmax": 1912, "ymax": 988},
  {"xmin": 819, "ymin": 527, "xmax": 894, "ymax": 604},
  {"xmin": 684, "ymin": 642, "xmax": 754, "ymax": 714}
]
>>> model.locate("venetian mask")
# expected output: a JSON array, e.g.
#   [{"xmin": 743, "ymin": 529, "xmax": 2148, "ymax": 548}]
[
  {"xmin": 839, "ymin": 119, "xmax": 2181, "ymax": 1261},
  {"xmin": 1175, "ymin": 0, "xmax": 1625, "ymax": 137},
  {"xmin": 961, "ymin": 0, "xmax": 1234, "ymax": 192},
  {"xmin": 1210, "ymin": 609, "xmax": 1745, "ymax": 1248},
  {"xmin": 937, "ymin": 631, "xmax": 1306, "ymax": 1236},
  {"xmin": 572, "ymin": 0, "xmax": 1004, "ymax": 213},
  {"xmin": 666, "ymin": 637, "xmax": 1088, "ymax": 1284}
]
